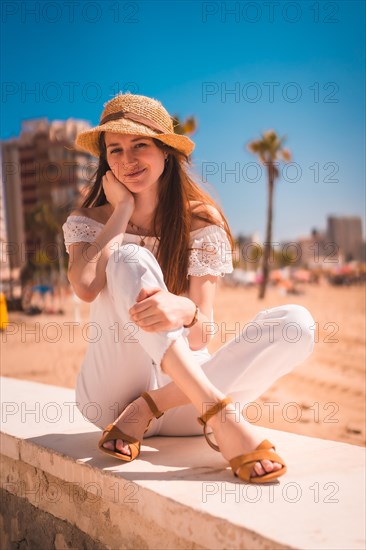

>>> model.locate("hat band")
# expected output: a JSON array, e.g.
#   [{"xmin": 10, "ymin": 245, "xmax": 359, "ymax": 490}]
[{"xmin": 100, "ymin": 110, "xmax": 168, "ymax": 134}]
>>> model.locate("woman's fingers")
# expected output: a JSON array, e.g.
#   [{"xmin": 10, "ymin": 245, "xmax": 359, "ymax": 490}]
[
  {"xmin": 102, "ymin": 170, "xmax": 135, "ymax": 208},
  {"xmin": 135, "ymin": 287, "xmax": 161, "ymax": 302},
  {"xmin": 131, "ymin": 310, "xmax": 156, "ymax": 324},
  {"xmin": 131, "ymin": 309, "xmax": 171, "ymax": 332},
  {"xmin": 129, "ymin": 291, "xmax": 162, "ymax": 316},
  {"xmin": 129, "ymin": 289, "xmax": 182, "ymax": 331}
]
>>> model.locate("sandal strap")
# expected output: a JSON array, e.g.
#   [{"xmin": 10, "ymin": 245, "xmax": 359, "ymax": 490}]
[
  {"xmin": 99, "ymin": 423, "xmax": 140, "ymax": 460},
  {"xmin": 197, "ymin": 397, "xmax": 233, "ymax": 452},
  {"xmin": 229, "ymin": 439, "xmax": 285, "ymax": 474},
  {"xmin": 197, "ymin": 396, "xmax": 233, "ymax": 426},
  {"xmin": 202, "ymin": 423, "xmax": 220, "ymax": 452},
  {"xmin": 141, "ymin": 391, "xmax": 164, "ymax": 419}
]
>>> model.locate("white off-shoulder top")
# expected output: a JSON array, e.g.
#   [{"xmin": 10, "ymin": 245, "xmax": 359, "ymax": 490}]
[{"xmin": 62, "ymin": 215, "xmax": 234, "ymax": 278}]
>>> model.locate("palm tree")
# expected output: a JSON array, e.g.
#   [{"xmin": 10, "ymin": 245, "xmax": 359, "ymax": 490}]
[
  {"xmin": 247, "ymin": 130, "xmax": 291, "ymax": 299},
  {"xmin": 171, "ymin": 114, "xmax": 197, "ymax": 136}
]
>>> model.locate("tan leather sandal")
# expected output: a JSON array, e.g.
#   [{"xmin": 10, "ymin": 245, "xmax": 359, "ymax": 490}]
[
  {"xmin": 98, "ymin": 391, "xmax": 164, "ymax": 462},
  {"xmin": 197, "ymin": 397, "xmax": 287, "ymax": 483}
]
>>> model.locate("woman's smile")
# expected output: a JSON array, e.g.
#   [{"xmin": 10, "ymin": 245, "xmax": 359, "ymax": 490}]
[{"xmin": 124, "ymin": 168, "xmax": 147, "ymax": 178}]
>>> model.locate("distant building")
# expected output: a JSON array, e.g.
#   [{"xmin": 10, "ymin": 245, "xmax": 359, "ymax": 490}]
[
  {"xmin": 327, "ymin": 216, "xmax": 364, "ymax": 262},
  {"xmin": 1, "ymin": 117, "xmax": 94, "ymax": 271},
  {"xmin": 1, "ymin": 139, "xmax": 24, "ymax": 274},
  {"xmin": 280, "ymin": 228, "xmax": 331, "ymax": 268},
  {"xmin": 0, "ymin": 151, "xmax": 10, "ymax": 281}
]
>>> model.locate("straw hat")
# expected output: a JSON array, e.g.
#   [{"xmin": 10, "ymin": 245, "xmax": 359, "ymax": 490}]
[{"xmin": 75, "ymin": 92, "xmax": 195, "ymax": 158}]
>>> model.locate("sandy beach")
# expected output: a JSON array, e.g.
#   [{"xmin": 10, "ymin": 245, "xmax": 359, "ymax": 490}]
[{"xmin": 2, "ymin": 282, "xmax": 365, "ymax": 447}]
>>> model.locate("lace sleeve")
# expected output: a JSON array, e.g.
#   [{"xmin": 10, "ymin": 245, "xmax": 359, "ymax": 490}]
[
  {"xmin": 188, "ymin": 225, "xmax": 234, "ymax": 277},
  {"xmin": 62, "ymin": 215, "xmax": 104, "ymax": 254}
]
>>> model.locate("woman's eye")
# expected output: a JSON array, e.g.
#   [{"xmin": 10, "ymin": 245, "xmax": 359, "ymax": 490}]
[{"xmin": 110, "ymin": 143, "xmax": 147, "ymax": 154}]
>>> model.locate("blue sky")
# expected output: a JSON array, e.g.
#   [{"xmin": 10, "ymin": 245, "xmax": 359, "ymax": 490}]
[{"xmin": 1, "ymin": 0, "xmax": 365, "ymax": 241}]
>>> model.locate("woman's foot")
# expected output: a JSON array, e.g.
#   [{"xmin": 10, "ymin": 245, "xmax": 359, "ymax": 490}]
[
  {"xmin": 207, "ymin": 402, "xmax": 284, "ymax": 479},
  {"xmin": 102, "ymin": 395, "xmax": 156, "ymax": 457}
]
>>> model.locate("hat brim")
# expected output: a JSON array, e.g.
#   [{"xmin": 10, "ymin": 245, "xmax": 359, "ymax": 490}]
[{"xmin": 75, "ymin": 119, "xmax": 195, "ymax": 158}]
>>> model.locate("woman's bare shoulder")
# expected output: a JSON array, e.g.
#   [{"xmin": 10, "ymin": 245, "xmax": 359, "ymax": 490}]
[
  {"xmin": 68, "ymin": 207, "xmax": 90, "ymax": 218},
  {"xmin": 68, "ymin": 205, "xmax": 109, "ymax": 225},
  {"xmin": 189, "ymin": 201, "xmax": 224, "ymax": 231}
]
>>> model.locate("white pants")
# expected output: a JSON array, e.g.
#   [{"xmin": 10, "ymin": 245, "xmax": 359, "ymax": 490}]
[{"xmin": 75, "ymin": 245, "xmax": 315, "ymax": 436}]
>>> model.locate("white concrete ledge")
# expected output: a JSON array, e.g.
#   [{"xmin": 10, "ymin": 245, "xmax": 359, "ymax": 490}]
[{"xmin": 0, "ymin": 377, "xmax": 365, "ymax": 549}]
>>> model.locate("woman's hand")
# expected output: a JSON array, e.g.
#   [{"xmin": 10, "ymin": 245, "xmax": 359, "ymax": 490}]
[
  {"xmin": 129, "ymin": 288, "xmax": 194, "ymax": 332},
  {"xmin": 102, "ymin": 170, "xmax": 134, "ymax": 209}
]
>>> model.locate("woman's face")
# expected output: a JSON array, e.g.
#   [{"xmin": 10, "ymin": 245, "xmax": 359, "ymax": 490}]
[{"xmin": 104, "ymin": 132, "xmax": 166, "ymax": 195}]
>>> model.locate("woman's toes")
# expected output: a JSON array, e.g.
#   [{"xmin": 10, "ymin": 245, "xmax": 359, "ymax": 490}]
[
  {"xmin": 115, "ymin": 439, "xmax": 131, "ymax": 456},
  {"xmin": 252, "ymin": 459, "xmax": 283, "ymax": 478},
  {"xmin": 260, "ymin": 459, "xmax": 276, "ymax": 473},
  {"xmin": 102, "ymin": 439, "xmax": 131, "ymax": 456},
  {"xmin": 253, "ymin": 461, "xmax": 267, "ymax": 476}
]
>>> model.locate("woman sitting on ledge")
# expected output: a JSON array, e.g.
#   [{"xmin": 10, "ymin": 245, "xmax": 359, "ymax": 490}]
[{"xmin": 63, "ymin": 92, "xmax": 315, "ymax": 483}]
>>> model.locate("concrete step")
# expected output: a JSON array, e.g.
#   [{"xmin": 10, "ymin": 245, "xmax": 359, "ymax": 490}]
[{"xmin": 0, "ymin": 376, "xmax": 365, "ymax": 549}]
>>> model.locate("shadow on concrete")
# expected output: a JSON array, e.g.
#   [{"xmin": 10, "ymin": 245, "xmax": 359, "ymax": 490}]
[{"xmin": 27, "ymin": 431, "xmax": 282, "ymax": 485}]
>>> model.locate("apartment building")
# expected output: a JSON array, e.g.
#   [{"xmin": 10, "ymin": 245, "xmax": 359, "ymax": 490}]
[{"xmin": 1, "ymin": 117, "xmax": 94, "ymax": 272}]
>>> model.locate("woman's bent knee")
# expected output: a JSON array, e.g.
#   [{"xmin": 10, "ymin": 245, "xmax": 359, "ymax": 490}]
[
  {"xmin": 257, "ymin": 304, "xmax": 315, "ymax": 361},
  {"xmin": 106, "ymin": 244, "xmax": 166, "ymax": 297},
  {"xmin": 282, "ymin": 304, "xmax": 315, "ymax": 359}
]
